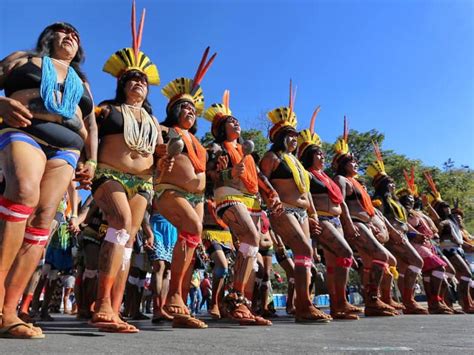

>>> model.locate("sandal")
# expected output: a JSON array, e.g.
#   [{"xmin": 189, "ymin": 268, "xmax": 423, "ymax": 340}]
[
  {"xmin": 0, "ymin": 322, "xmax": 45, "ymax": 339},
  {"xmin": 172, "ymin": 315, "xmax": 208, "ymax": 329},
  {"xmin": 295, "ymin": 305, "xmax": 332, "ymax": 323},
  {"xmin": 163, "ymin": 303, "xmax": 190, "ymax": 317}
]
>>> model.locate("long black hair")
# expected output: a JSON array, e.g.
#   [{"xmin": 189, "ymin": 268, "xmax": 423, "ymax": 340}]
[
  {"xmin": 373, "ymin": 175, "xmax": 398, "ymax": 219},
  {"xmin": 300, "ymin": 145, "xmax": 321, "ymax": 169},
  {"xmin": 161, "ymin": 99, "xmax": 197, "ymax": 134},
  {"xmin": 114, "ymin": 70, "xmax": 152, "ymax": 114},
  {"xmin": 270, "ymin": 127, "xmax": 296, "ymax": 153},
  {"xmin": 33, "ymin": 22, "xmax": 87, "ymax": 81},
  {"xmin": 98, "ymin": 71, "xmax": 153, "ymax": 115},
  {"xmin": 334, "ymin": 154, "xmax": 354, "ymax": 177},
  {"xmin": 213, "ymin": 116, "xmax": 232, "ymax": 144}
]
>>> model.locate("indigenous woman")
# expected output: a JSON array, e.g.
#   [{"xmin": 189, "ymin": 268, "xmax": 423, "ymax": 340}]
[
  {"xmin": 368, "ymin": 146, "xmax": 428, "ymax": 314},
  {"xmin": 90, "ymin": 3, "xmax": 163, "ymax": 332},
  {"xmin": 396, "ymin": 169, "xmax": 452, "ymax": 314},
  {"xmin": 255, "ymin": 210, "xmax": 275, "ymax": 317},
  {"xmin": 424, "ymin": 173, "xmax": 474, "ymax": 313},
  {"xmin": 145, "ymin": 205, "xmax": 177, "ymax": 323},
  {"xmin": 270, "ymin": 231, "xmax": 296, "ymax": 314},
  {"xmin": 201, "ymin": 150, "xmax": 234, "ymax": 320},
  {"xmin": 77, "ymin": 197, "xmax": 107, "ymax": 320},
  {"xmin": 156, "ymin": 47, "xmax": 217, "ymax": 329},
  {"xmin": 332, "ymin": 120, "xmax": 397, "ymax": 317},
  {"xmin": 451, "ymin": 205, "xmax": 474, "ymax": 275},
  {"xmin": 204, "ymin": 91, "xmax": 281, "ymax": 325},
  {"xmin": 260, "ymin": 82, "xmax": 332, "ymax": 323},
  {"xmin": 0, "ymin": 22, "xmax": 96, "ymax": 338},
  {"xmin": 297, "ymin": 109, "xmax": 361, "ymax": 320}
]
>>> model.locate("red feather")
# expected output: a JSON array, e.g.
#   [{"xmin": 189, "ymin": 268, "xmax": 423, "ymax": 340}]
[
  {"xmin": 343, "ymin": 115, "xmax": 349, "ymax": 142},
  {"xmin": 136, "ymin": 9, "xmax": 146, "ymax": 59},
  {"xmin": 192, "ymin": 47, "xmax": 217, "ymax": 91},
  {"xmin": 309, "ymin": 106, "xmax": 320, "ymax": 133}
]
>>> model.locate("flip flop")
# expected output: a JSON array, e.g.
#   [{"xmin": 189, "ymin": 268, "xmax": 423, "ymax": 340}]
[
  {"xmin": 99, "ymin": 324, "xmax": 139, "ymax": 333},
  {"xmin": 0, "ymin": 322, "xmax": 45, "ymax": 339},
  {"xmin": 172, "ymin": 315, "xmax": 208, "ymax": 329}
]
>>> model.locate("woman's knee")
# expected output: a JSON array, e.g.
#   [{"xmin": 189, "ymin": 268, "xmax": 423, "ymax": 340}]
[
  {"xmin": 337, "ymin": 241, "xmax": 353, "ymax": 259},
  {"xmin": 6, "ymin": 179, "xmax": 40, "ymax": 207},
  {"xmin": 107, "ymin": 210, "xmax": 132, "ymax": 231},
  {"xmin": 29, "ymin": 204, "xmax": 60, "ymax": 229},
  {"xmin": 372, "ymin": 248, "xmax": 390, "ymax": 263},
  {"xmin": 182, "ymin": 219, "xmax": 202, "ymax": 236},
  {"xmin": 409, "ymin": 253, "xmax": 424, "ymax": 269},
  {"xmin": 293, "ymin": 240, "xmax": 313, "ymax": 258},
  {"xmin": 241, "ymin": 229, "xmax": 260, "ymax": 247}
]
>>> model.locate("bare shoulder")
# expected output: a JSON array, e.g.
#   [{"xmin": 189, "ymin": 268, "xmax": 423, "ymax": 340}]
[
  {"xmin": 1, "ymin": 51, "xmax": 29, "ymax": 65},
  {"xmin": 262, "ymin": 151, "xmax": 279, "ymax": 163},
  {"xmin": 333, "ymin": 175, "xmax": 347, "ymax": 186}
]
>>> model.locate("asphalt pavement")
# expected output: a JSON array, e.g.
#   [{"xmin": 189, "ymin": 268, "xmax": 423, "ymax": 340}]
[{"xmin": 1, "ymin": 311, "xmax": 473, "ymax": 354}]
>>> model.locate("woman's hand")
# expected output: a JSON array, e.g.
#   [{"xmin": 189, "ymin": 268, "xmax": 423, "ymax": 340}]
[
  {"xmin": 143, "ymin": 236, "xmax": 154, "ymax": 250},
  {"xmin": 216, "ymin": 155, "xmax": 228, "ymax": 172},
  {"xmin": 346, "ymin": 223, "xmax": 360, "ymax": 240},
  {"xmin": 309, "ymin": 217, "xmax": 323, "ymax": 236},
  {"xmin": 389, "ymin": 228, "xmax": 407, "ymax": 245},
  {"xmin": 74, "ymin": 160, "xmax": 96, "ymax": 190},
  {"xmin": 267, "ymin": 192, "xmax": 283, "ymax": 216},
  {"xmin": 155, "ymin": 144, "xmax": 168, "ymax": 157},
  {"xmin": 231, "ymin": 161, "xmax": 245, "ymax": 178},
  {"xmin": 158, "ymin": 155, "xmax": 175, "ymax": 173},
  {"xmin": 0, "ymin": 97, "xmax": 33, "ymax": 128},
  {"xmin": 68, "ymin": 217, "xmax": 81, "ymax": 234}
]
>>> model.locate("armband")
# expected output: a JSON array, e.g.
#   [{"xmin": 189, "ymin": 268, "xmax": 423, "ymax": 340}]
[{"xmin": 86, "ymin": 159, "xmax": 97, "ymax": 169}]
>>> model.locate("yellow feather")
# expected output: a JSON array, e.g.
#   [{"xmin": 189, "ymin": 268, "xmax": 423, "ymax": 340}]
[
  {"xmin": 103, "ymin": 48, "xmax": 160, "ymax": 85},
  {"xmin": 203, "ymin": 103, "xmax": 232, "ymax": 123}
]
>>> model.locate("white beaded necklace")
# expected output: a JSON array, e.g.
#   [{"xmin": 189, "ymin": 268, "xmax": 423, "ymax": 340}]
[{"xmin": 121, "ymin": 104, "xmax": 158, "ymax": 154}]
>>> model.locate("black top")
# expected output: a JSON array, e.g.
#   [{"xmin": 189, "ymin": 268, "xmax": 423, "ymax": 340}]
[
  {"xmin": 310, "ymin": 173, "xmax": 328, "ymax": 194},
  {"xmin": 4, "ymin": 60, "xmax": 93, "ymax": 117},
  {"xmin": 346, "ymin": 182, "xmax": 363, "ymax": 201},
  {"xmin": 270, "ymin": 158, "xmax": 292, "ymax": 180},
  {"xmin": 98, "ymin": 105, "xmax": 124, "ymax": 138}
]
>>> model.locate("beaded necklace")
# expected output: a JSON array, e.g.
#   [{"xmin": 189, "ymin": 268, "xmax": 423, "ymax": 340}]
[{"xmin": 40, "ymin": 56, "xmax": 84, "ymax": 119}]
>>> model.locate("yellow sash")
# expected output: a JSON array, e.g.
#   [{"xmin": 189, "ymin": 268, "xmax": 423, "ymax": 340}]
[
  {"xmin": 282, "ymin": 153, "xmax": 310, "ymax": 194},
  {"xmin": 388, "ymin": 197, "xmax": 407, "ymax": 223}
]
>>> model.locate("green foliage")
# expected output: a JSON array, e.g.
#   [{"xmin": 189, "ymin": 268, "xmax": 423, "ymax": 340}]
[
  {"xmin": 322, "ymin": 128, "xmax": 473, "ymax": 229},
  {"xmin": 200, "ymin": 131, "xmax": 215, "ymax": 147},
  {"xmin": 241, "ymin": 129, "xmax": 270, "ymax": 160}
]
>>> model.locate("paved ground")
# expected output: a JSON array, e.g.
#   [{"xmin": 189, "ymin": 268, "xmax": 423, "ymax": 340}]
[{"xmin": 1, "ymin": 311, "xmax": 473, "ymax": 354}]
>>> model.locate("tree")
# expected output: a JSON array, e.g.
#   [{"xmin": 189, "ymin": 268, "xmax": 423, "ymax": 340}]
[{"xmin": 323, "ymin": 129, "xmax": 473, "ymax": 230}]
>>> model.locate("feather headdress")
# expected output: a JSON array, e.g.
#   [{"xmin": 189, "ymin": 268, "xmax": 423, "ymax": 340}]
[
  {"xmin": 203, "ymin": 90, "xmax": 233, "ymax": 137},
  {"xmin": 268, "ymin": 80, "xmax": 298, "ymax": 142},
  {"xmin": 297, "ymin": 106, "xmax": 322, "ymax": 159},
  {"xmin": 103, "ymin": 1, "xmax": 160, "ymax": 85},
  {"xmin": 161, "ymin": 47, "xmax": 217, "ymax": 115}
]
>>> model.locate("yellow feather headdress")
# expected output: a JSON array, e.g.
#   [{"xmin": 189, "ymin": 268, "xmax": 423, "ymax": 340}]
[
  {"xmin": 161, "ymin": 47, "xmax": 217, "ymax": 116},
  {"xmin": 397, "ymin": 166, "xmax": 419, "ymax": 198},
  {"xmin": 103, "ymin": 1, "xmax": 160, "ymax": 85},
  {"xmin": 268, "ymin": 80, "xmax": 298, "ymax": 142},
  {"xmin": 203, "ymin": 90, "xmax": 232, "ymax": 137},
  {"xmin": 423, "ymin": 171, "xmax": 443, "ymax": 206},
  {"xmin": 332, "ymin": 116, "xmax": 352, "ymax": 170},
  {"xmin": 366, "ymin": 141, "xmax": 388, "ymax": 187},
  {"xmin": 297, "ymin": 106, "xmax": 322, "ymax": 159}
]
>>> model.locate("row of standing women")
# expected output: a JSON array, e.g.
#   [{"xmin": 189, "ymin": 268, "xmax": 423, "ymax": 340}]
[{"xmin": 0, "ymin": 2, "xmax": 472, "ymax": 338}]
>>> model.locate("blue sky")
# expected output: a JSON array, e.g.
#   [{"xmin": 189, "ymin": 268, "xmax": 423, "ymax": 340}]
[{"xmin": 1, "ymin": 0, "xmax": 473, "ymax": 168}]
